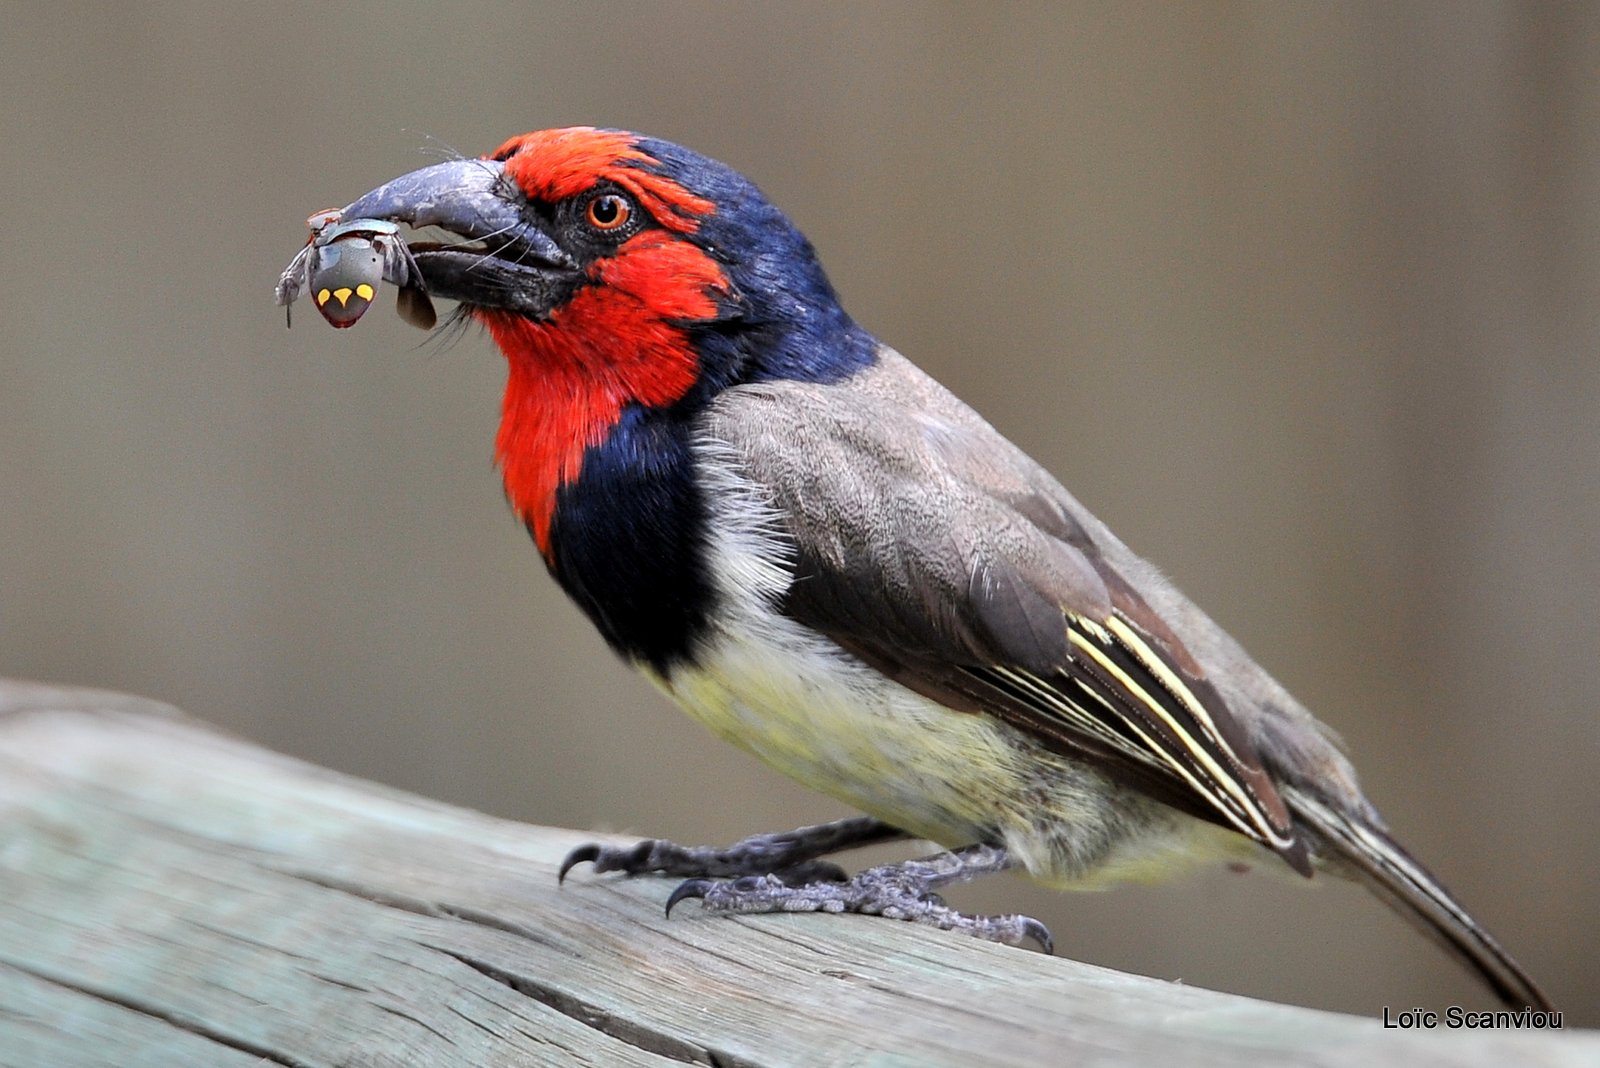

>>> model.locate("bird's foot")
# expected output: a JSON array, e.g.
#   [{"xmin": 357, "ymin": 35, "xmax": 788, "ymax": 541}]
[
  {"xmin": 665, "ymin": 843, "xmax": 1053, "ymax": 952},
  {"xmin": 559, "ymin": 815, "xmax": 908, "ymax": 884}
]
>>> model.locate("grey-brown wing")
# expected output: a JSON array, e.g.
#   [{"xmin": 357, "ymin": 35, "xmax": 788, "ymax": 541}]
[{"xmin": 708, "ymin": 358, "xmax": 1308, "ymax": 870}]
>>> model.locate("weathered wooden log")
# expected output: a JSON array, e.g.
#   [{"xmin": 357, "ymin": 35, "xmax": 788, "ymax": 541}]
[{"xmin": 0, "ymin": 680, "xmax": 1588, "ymax": 1067}]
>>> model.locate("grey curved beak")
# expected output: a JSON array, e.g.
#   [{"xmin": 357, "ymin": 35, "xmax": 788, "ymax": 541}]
[
  {"xmin": 343, "ymin": 160, "xmax": 504, "ymax": 240},
  {"xmin": 339, "ymin": 158, "xmax": 577, "ymax": 316}
]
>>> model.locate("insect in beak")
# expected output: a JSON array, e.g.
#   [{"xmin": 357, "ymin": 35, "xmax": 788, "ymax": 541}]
[{"xmin": 275, "ymin": 210, "xmax": 436, "ymax": 330}]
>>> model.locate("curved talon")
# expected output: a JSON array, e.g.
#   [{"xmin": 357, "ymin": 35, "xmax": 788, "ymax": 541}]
[
  {"xmin": 665, "ymin": 878, "xmax": 713, "ymax": 917},
  {"xmin": 558, "ymin": 843, "xmax": 601, "ymax": 884},
  {"xmin": 1020, "ymin": 917, "xmax": 1054, "ymax": 954}
]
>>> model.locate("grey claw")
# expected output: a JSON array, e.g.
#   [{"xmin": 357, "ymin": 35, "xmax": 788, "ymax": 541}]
[
  {"xmin": 1021, "ymin": 917, "xmax": 1054, "ymax": 954},
  {"xmin": 666, "ymin": 878, "xmax": 713, "ymax": 917},
  {"xmin": 558, "ymin": 843, "xmax": 601, "ymax": 884}
]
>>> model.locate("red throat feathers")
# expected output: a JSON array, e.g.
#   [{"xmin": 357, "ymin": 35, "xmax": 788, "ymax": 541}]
[{"xmin": 480, "ymin": 130, "xmax": 728, "ymax": 555}]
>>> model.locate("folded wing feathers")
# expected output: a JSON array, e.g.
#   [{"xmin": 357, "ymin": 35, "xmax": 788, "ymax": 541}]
[{"xmin": 968, "ymin": 610, "xmax": 1300, "ymax": 855}]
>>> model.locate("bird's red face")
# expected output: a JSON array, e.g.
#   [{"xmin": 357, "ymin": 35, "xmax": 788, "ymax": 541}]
[
  {"xmin": 337, "ymin": 127, "xmax": 871, "ymax": 597},
  {"xmin": 341, "ymin": 128, "xmax": 742, "ymax": 550}
]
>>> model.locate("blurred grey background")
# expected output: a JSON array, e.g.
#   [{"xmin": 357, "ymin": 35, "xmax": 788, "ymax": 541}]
[{"xmin": 2, "ymin": 1, "xmax": 1595, "ymax": 1022}]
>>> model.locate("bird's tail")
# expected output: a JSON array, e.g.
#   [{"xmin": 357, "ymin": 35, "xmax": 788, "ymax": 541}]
[{"xmin": 1285, "ymin": 788, "xmax": 1553, "ymax": 1012}]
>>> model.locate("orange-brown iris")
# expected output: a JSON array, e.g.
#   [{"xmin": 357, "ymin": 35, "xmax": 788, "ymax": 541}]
[{"xmin": 586, "ymin": 193, "xmax": 631, "ymax": 230}]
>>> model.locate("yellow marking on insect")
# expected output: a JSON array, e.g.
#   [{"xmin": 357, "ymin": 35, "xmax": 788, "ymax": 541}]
[
  {"xmin": 1067, "ymin": 620, "xmax": 1267, "ymax": 841},
  {"xmin": 355, "ymin": 283, "xmax": 375, "ymax": 301},
  {"xmin": 333, "ymin": 287, "xmax": 354, "ymax": 306},
  {"xmin": 316, "ymin": 288, "xmax": 332, "ymax": 306}
]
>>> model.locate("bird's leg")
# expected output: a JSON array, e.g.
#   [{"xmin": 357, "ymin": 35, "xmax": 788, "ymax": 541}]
[
  {"xmin": 559, "ymin": 816, "xmax": 910, "ymax": 886},
  {"xmin": 665, "ymin": 842, "xmax": 1053, "ymax": 952}
]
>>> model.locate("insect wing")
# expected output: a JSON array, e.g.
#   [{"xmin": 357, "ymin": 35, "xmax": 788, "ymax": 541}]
[
  {"xmin": 373, "ymin": 233, "xmax": 437, "ymax": 330},
  {"xmin": 395, "ymin": 284, "xmax": 437, "ymax": 330}
]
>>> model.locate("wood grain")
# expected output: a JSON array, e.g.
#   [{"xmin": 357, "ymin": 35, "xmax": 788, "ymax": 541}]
[{"xmin": 0, "ymin": 680, "xmax": 1588, "ymax": 1067}]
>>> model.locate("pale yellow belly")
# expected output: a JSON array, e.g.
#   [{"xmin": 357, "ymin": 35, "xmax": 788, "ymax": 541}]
[
  {"xmin": 651, "ymin": 617, "xmax": 1254, "ymax": 889},
  {"xmin": 656, "ymin": 631, "xmax": 1031, "ymax": 849}
]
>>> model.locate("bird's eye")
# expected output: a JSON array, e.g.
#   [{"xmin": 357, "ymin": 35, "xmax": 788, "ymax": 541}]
[{"xmin": 585, "ymin": 193, "xmax": 633, "ymax": 231}]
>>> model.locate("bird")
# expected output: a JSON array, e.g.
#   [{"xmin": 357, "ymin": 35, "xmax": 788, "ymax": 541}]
[{"xmin": 319, "ymin": 126, "xmax": 1551, "ymax": 1010}]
